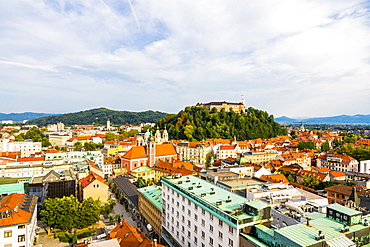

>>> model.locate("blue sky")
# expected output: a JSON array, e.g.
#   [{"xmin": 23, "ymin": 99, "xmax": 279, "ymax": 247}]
[{"xmin": 1, "ymin": 0, "xmax": 370, "ymax": 118}]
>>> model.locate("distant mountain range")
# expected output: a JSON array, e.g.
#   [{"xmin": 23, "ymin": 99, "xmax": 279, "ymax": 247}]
[
  {"xmin": 2, "ymin": 110, "xmax": 370, "ymax": 125},
  {"xmin": 0, "ymin": 112, "xmax": 54, "ymax": 122},
  {"xmin": 25, "ymin": 108, "xmax": 168, "ymax": 126},
  {"xmin": 275, "ymin": 114, "xmax": 370, "ymax": 124}
]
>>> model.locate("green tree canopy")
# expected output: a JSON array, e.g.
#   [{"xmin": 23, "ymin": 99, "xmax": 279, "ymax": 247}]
[
  {"xmin": 297, "ymin": 141, "xmax": 316, "ymax": 150},
  {"xmin": 14, "ymin": 127, "xmax": 50, "ymax": 147},
  {"xmin": 155, "ymin": 106, "xmax": 286, "ymax": 141},
  {"xmin": 40, "ymin": 196, "xmax": 101, "ymax": 231},
  {"xmin": 321, "ymin": 141, "xmax": 330, "ymax": 152}
]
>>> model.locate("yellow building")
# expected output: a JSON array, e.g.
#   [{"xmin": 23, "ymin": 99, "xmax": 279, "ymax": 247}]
[
  {"xmin": 130, "ymin": 166, "xmax": 155, "ymax": 181},
  {"xmin": 78, "ymin": 172, "xmax": 109, "ymax": 203},
  {"xmin": 175, "ymin": 141, "xmax": 213, "ymax": 165},
  {"xmin": 137, "ymin": 185, "xmax": 162, "ymax": 239},
  {"xmin": 196, "ymin": 100, "xmax": 245, "ymax": 112},
  {"xmin": 240, "ymin": 150, "xmax": 279, "ymax": 164}
]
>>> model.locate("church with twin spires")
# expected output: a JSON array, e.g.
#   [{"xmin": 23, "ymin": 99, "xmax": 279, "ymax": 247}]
[{"xmin": 121, "ymin": 129, "xmax": 178, "ymax": 172}]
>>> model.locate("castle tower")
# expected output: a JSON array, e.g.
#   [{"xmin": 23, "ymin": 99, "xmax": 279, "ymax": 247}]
[{"xmin": 241, "ymin": 94, "xmax": 245, "ymax": 106}]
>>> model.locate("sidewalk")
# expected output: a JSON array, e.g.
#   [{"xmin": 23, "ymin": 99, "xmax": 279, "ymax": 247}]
[{"xmin": 36, "ymin": 232, "xmax": 70, "ymax": 247}]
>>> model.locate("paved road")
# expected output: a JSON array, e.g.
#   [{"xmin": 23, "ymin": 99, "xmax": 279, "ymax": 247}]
[{"xmin": 112, "ymin": 198, "xmax": 150, "ymax": 237}]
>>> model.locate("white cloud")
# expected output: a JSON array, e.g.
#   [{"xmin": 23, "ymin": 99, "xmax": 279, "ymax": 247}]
[{"xmin": 0, "ymin": 0, "xmax": 369, "ymax": 118}]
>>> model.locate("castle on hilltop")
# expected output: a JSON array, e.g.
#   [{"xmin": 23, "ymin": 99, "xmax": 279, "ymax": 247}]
[{"xmin": 196, "ymin": 98, "xmax": 245, "ymax": 113}]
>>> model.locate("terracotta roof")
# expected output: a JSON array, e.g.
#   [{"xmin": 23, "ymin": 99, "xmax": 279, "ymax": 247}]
[
  {"xmin": 260, "ymin": 174, "xmax": 289, "ymax": 184},
  {"xmin": 155, "ymin": 143, "xmax": 177, "ymax": 157},
  {"xmin": 0, "ymin": 193, "xmax": 37, "ymax": 227},
  {"xmin": 330, "ymin": 171, "xmax": 346, "ymax": 177},
  {"xmin": 0, "ymin": 151, "xmax": 20, "ymax": 159},
  {"xmin": 325, "ymin": 184, "xmax": 365, "ymax": 196},
  {"xmin": 319, "ymin": 153, "xmax": 357, "ymax": 164},
  {"xmin": 172, "ymin": 160, "xmax": 193, "ymax": 170},
  {"xmin": 122, "ymin": 146, "xmax": 147, "ymax": 160},
  {"xmin": 106, "ymin": 220, "xmax": 165, "ymax": 247},
  {"xmin": 297, "ymin": 169, "xmax": 328, "ymax": 182},
  {"xmin": 220, "ymin": 145, "xmax": 236, "ymax": 150},
  {"xmin": 312, "ymin": 167, "xmax": 330, "ymax": 173},
  {"xmin": 17, "ymin": 156, "xmax": 45, "ymax": 162},
  {"xmin": 78, "ymin": 172, "xmax": 108, "ymax": 188},
  {"xmin": 154, "ymin": 161, "xmax": 196, "ymax": 176}
]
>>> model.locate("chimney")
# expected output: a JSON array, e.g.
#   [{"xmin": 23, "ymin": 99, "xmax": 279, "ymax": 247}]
[
  {"xmin": 154, "ymin": 239, "xmax": 157, "ymax": 247},
  {"xmin": 306, "ymin": 218, "xmax": 311, "ymax": 227}
]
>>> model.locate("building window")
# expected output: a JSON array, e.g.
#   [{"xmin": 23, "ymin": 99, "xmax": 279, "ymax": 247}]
[
  {"xmin": 210, "ymin": 214, "xmax": 213, "ymax": 220},
  {"xmin": 202, "ymin": 208, "xmax": 205, "ymax": 215},
  {"xmin": 194, "ymin": 225, "xmax": 198, "ymax": 233},
  {"xmin": 229, "ymin": 238, "xmax": 234, "ymax": 246},
  {"xmin": 194, "ymin": 236, "xmax": 198, "ymax": 244},
  {"xmin": 209, "ymin": 237, "xmax": 214, "ymax": 246},
  {"xmin": 188, "ymin": 231, "xmax": 191, "ymax": 237},
  {"xmin": 210, "ymin": 225, "xmax": 213, "ymax": 233},
  {"xmin": 4, "ymin": 230, "xmax": 12, "ymax": 238},
  {"xmin": 188, "ymin": 209, "xmax": 191, "ymax": 216},
  {"xmin": 219, "ymin": 219, "xmax": 223, "ymax": 227},
  {"xmin": 228, "ymin": 225, "xmax": 233, "ymax": 234},
  {"xmin": 188, "ymin": 220, "xmax": 191, "ymax": 227},
  {"xmin": 182, "ymin": 236, "xmax": 185, "ymax": 243},
  {"xmin": 201, "ymin": 231, "xmax": 205, "ymax": 239},
  {"xmin": 219, "ymin": 231, "xmax": 223, "ymax": 239},
  {"xmin": 18, "ymin": 225, "xmax": 25, "ymax": 229},
  {"xmin": 195, "ymin": 214, "xmax": 198, "ymax": 221},
  {"xmin": 202, "ymin": 219, "xmax": 205, "ymax": 226}
]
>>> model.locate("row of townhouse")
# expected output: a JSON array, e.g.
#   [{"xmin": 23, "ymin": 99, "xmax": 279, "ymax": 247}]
[{"xmin": 0, "ymin": 151, "xmax": 103, "ymax": 178}]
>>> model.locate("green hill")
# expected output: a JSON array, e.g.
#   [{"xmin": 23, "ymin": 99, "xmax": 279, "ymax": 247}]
[
  {"xmin": 155, "ymin": 106, "xmax": 286, "ymax": 141},
  {"xmin": 27, "ymin": 108, "xmax": 168, "ymax": 126}
]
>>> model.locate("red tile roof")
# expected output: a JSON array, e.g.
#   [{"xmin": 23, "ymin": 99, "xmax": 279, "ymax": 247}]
[
  {"xmin": 312, "ymin": 167, "xmax": 330, "ymax": 173},
  {"xmin": 122, "ymin": 146, "xmax": 147, "ymax": 160},
  {"xmin": 297, "ymin": 169, "xmax": 328, "ymax": 182},
  {"xmin": 330, "ymin": 171, "xmax": 346, "ymax": 177},
  {"xmin": 17, "ymin": 156, "xmax": 45, "ymax": 162},
  {"xmin": 220, "ymin": 145, "xmax": 237, "ymax": 150},
  {"xmin": 155, "ymin": 143, "xmax": 177, "ymax": 157},
  {"xmin": 106, "ymin": 220, "xmax": 165, "ymax": 247},
  {"xmin": 78, "ymin": 172, "xmax": 108, "ymax": 188},
  {"xmin": 260, "ymin": 174, "xmax": 289, "ymax": 184},
  {"xmin": 0, "ymin": 193, "xmax": 37, "ymax": 227}
]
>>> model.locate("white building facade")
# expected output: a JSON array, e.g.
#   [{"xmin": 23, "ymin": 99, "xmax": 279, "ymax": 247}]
[
  {"xmin": 161, "ymin": 175, "xmax": 272, "ymax": 247},
  {"xmin": 0, "ymin": 194, "xmax": 38, "ymax": 247}
]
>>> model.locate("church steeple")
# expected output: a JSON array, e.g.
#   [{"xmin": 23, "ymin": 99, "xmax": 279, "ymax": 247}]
[
  {"xmin": 155, "ymin": 128, "xmax": 161, "ymax": 143},
  {"xmin": 163, "ymin": 127, "xmax": 169, "ymax": 142}
]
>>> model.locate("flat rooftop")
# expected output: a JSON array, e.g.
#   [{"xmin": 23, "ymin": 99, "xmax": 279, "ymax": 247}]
[
  {"xmin": 162, "ymin": 175, "xmax": 270, "ymax": 228},
  {"xmin": 217, "ymin": 178, "xmax": 264, "ymax": 189},
  {"xmin": 137, "ymin": 185, "xmax": 162, "ymax": 211}
]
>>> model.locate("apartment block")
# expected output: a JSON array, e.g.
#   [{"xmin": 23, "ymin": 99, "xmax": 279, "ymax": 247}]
[{"xmin": 161, "ymin": 175, "xmax": 271, "ymax": 247}]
